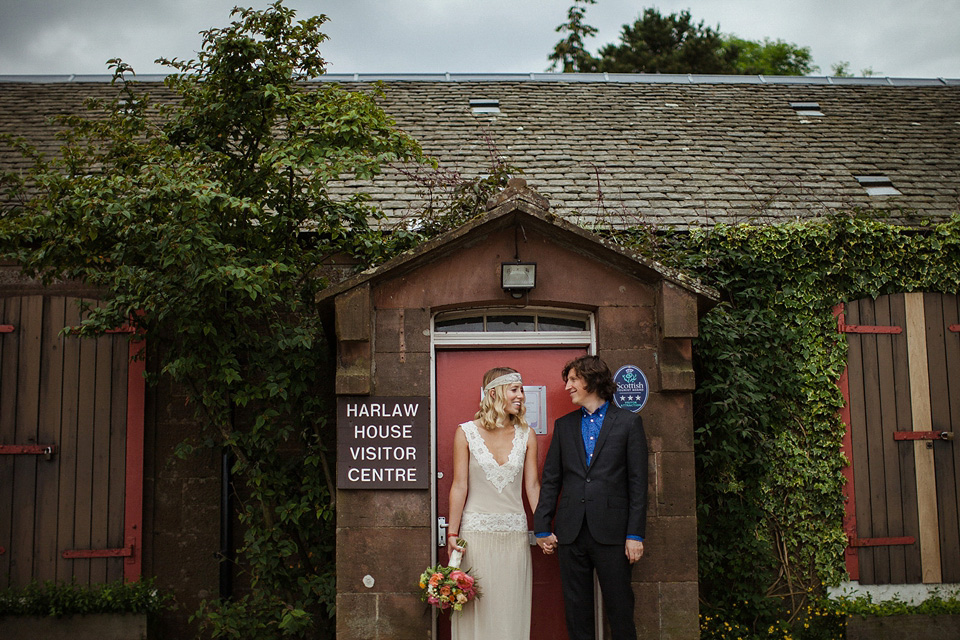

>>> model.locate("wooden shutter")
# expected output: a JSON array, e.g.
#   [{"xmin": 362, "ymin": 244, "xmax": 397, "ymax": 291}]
[
  {"xmin": 839, "ymin": 292, "xmax": 959, "ymax": 584},
  {"xmin": 0, "ymin": 295, "xmax": 144, "ymax": 587}
]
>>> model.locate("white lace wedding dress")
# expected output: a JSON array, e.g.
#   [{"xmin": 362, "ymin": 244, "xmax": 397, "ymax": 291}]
[{"xmin": 452, "ymin": 421, "xmax": 532, "ymax": 640}]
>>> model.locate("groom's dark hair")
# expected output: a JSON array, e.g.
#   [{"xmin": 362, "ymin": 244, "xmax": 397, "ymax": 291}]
[{"xmin": 562, "ymin": 355, "xmax": 617, "ymax": 401}]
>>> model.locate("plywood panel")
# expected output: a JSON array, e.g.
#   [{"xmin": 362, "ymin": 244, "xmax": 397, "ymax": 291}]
[
  {"xmin": 890, "ymin": 294, "xmax": 923, "ymax": 583},
  {"xmin": 904, "ymin": 291, "xmax": 942, "ymax": 583}
]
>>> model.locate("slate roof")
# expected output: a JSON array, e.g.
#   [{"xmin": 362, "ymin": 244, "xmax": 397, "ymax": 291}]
[
  {"xmin": 317, "ymin": 177, "xmax": 720, "ymax": 312},
  {"xmin": 2, "ymin": 74, "xmax": 959, "ymax": 228}
]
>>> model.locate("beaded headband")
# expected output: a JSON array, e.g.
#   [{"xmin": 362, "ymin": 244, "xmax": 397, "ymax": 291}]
[{"xmin": 483, "ymin": 372, "xmax": 523, "ymax": 391}]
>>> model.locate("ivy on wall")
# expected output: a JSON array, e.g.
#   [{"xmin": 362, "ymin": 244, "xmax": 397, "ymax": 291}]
[{"xmin": 616, "ymin": 212, "xmax": 960, "ymax": 635}]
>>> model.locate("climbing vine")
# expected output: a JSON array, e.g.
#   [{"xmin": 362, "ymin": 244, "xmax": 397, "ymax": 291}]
[{"xmin": 618, "ymin": 212, "xmax": 960, "ymax": 636}]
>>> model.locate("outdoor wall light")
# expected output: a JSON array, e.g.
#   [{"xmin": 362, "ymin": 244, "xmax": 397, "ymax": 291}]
[{"xmin": 501, "ymin": 262, "xmax": 537, "ymax": 298}]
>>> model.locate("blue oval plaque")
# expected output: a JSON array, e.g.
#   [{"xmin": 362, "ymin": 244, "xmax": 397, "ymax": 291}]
[{"xmin": 613, "ymin": 365, "xmax": 648, "ymax": 413}]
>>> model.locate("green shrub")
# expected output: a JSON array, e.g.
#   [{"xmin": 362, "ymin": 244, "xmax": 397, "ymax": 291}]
[{"xmin": 0, "ymin": 579, "xmax": 171, "ymax": 618}]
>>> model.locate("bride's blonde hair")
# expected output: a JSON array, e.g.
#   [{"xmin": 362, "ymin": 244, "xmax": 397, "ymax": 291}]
[{"xmin": 474, "ymin": 367, "xmax": 528, "ymax": 431}]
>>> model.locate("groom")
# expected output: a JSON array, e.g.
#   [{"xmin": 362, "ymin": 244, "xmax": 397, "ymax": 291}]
[{"xmin": 534, "ymin": 355, "xmax": 648, "ymax": 640}]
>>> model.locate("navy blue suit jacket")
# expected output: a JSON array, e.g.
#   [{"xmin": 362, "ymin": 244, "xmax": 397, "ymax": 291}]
[{"xmin": 534, "ymin": 404, "xmax": 648, "ymax": 545}]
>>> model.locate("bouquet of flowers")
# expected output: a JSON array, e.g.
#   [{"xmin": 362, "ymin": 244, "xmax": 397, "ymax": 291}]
[{"xmin": 418, "ymin": 538, "xmax": 480, "ymax": 612}]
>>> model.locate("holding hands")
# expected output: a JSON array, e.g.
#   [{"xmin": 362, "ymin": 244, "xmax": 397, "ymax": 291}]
[
  {"xmin": 536, "ymin": 535, "xmax": 644, "ymax": 563},
  {"xmin": 536, "ymin": 533, "xmax": 558, "ymax": 555}
]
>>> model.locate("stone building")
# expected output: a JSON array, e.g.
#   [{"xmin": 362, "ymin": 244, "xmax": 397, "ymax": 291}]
[{"xmin": 1, "ymin": 73, "xmax": 958, "ymax": 638}]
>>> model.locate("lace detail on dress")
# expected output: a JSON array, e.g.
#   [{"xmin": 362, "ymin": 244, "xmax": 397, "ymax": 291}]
[
  {"xmin": 461, "ymin": 511, "xmax": 528, "ymax": 532},
  {"xmin": 461, "ymin": 422, "xmax": 528, "ymax": 493}
]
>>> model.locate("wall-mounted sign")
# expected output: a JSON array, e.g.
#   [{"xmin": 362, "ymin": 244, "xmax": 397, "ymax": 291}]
[
  {"xmin": 337, "ymin": 396, "xmax": 429, "ymax": 489},
  {"xmin": 613, "ymin": 365, "xmax": 649, "ymax": 413},
  {"xmin": 523, "ymin": 386, "xmax": 548, "ymax": 435}
]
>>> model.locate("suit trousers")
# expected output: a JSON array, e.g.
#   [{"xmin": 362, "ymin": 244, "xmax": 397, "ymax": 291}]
[{"xmin": 557, "ymin": 522, "xmax": 637, "ymax": 640}]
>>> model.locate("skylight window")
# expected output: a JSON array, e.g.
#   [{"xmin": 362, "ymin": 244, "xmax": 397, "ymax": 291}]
[
  {"xmin": 790, "ymin": 101, "xmax": 824, "ymax": 117},
  {"xmin": 470, "ymin": 99, "xmax": 500, "ymax": 114},
  {"xmin": 855, "ymin": 175, "xmax": 902, "ymax": 196}
]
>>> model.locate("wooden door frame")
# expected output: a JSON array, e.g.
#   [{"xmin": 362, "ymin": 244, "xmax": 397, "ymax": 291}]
[{"xmin": 428, "ymin": 306, "xmax": 596, "ymax": 638}]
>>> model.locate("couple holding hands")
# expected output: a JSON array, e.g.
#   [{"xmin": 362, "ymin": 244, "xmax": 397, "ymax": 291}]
[{"xmin": 446, "ymin": 355, "xmax": 649, "ymax": 640}]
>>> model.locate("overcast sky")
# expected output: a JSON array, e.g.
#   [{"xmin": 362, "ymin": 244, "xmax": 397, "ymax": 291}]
[{"xmin": 0, "ymin": 0, "xmax": 957, "ymax": 79}]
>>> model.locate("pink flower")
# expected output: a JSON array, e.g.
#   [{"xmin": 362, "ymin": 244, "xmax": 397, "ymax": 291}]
[{"xmin": 450, "ymin": 571, "xmax": 474, "ymax": 588}]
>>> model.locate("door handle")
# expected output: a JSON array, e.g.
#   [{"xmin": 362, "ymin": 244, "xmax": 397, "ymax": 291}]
[{"xmin": 438, "ymin": 516, "xmax": 448, "ymax": 547}]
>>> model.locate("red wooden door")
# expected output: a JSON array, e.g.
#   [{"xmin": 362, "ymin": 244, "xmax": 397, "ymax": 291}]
[{"xmin": 436, "ymin": 347, "xmax": 585, "ymax": 640}]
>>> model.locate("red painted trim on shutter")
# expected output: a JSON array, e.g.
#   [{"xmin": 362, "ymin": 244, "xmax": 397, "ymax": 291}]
[
  {"xmin": 894, "ymin": 431, "xmax": 954, "ymax": 441},
  {"xmin": 848, "ymin": 536, "xmax": 916, "ymax": 547},
  {"xmin": 0, "ymin": 444, "xmax": 56, "ymax": 455},
  {"xmin": 63, "ymin": 541, "xmax": 135, "ymax": 559},
  {"xmin": 838, "ymin": 320, "xmax": 903, "ymax": 334},
  {"xmin": 65, "ymin": 325, "xmax": 135, "ymax": 334},
  {"xmin": 835, "ymin": 303, "xmax": 861, "ymax": 580}
]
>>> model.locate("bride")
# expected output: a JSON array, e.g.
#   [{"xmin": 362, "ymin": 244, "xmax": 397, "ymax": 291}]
[{"xmin": 446, "ymin": 367, "xmax": 541, "ymax": 639}]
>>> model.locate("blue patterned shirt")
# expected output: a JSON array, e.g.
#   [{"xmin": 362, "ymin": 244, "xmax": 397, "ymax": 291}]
[{"xmin": 581, "ymin": 401, "xmax": 608, "ymax": 466}]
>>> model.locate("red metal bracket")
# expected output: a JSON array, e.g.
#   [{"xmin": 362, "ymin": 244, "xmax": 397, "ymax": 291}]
[
  {"xmin": 894, "ymin": 430, "xmax": 954, "ymax": 441},
  {"xmin": 66, "ymin": 325, "xmax": 136, "ymax": 334},
  {"xmin": 0, "ymin": 444, "xmax": 57, "ymax": 456},
  {"xmin": 849, "ymin": 536, "xmax": 916, "ymax": 547},
  {"xmin": 0, "ymin": 324, "xmax": 13, "ymax": 333},
  {"xmin": 63, "ymin": 538, "xmax": 135, "ymax": 560},
  {"xmin": 950, "ymin": 324, "xmax": 960, "ymax": 333},
  {"xmin": 835, "ymin": 308, "xmax": 902, "ymax": 334},
  {"xmin": 837, "ymin": 318, "xmax": 902, "ymax": 334}
]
